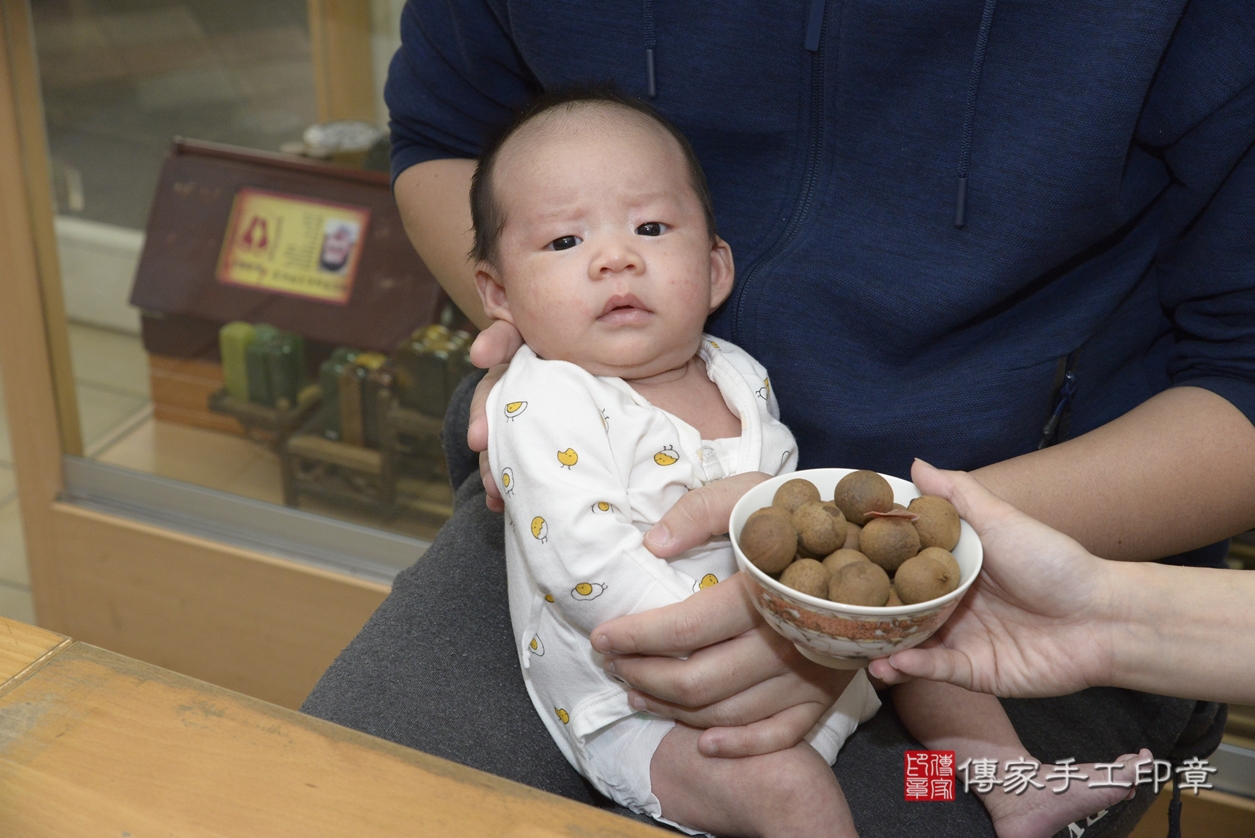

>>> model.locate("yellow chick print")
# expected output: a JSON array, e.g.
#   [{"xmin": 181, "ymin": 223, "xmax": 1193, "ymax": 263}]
[
  {"xmin": 756, "ymin": 378, "xmax": 771, "ymax": 401},
  {"xmin": 501, "ymin": 467, "xmax": 515, "ymax": 496},
  {"xmin": 529, "ymin": 635, "xmax": 545, "ymax": 656},
  {"xmin": 653, "ymin": 445, "xmax": 679, "ymax": 466},
  {"xmin": 545, "ymin": 593, "xmax": 555, "ymax": 603},
  {"xmin": 531, "ymin": 516, "xmax": 548, "ymax": 543},
  {"xmin": 707, "ymin": 339, "xmax": 721, "ymax": 350},
  {"xmin": 571, "ymin": 582, "xmax": 607, "ymax": 601},
  {"xmin": 557, "ymin": 448, "xmax": 578, "ymax": 469},
  {"xmin": 590, "ymin": 501, "xmax": 614, "ymax": 514},
  {"xmin": 504, "ymin": 400, "xmax": 528, "ymax": 420},
  {"xmin": 693, "ymin": 573, "xmax": 719, "ymax": 593},
  {"xmin": 599, "ymin": 408, "xmax": 610, "ymax": 433},
  {"xmin": 556, "ymin": 708, "xmax": 570, "ymax": 724}
]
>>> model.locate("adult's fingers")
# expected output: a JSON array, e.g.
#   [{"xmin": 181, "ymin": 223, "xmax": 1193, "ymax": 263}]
[
  {"xmin": 478, "ymin": 451, "xmax": 505, "ymax": 512},
  {"xmin": 468, "ymin": 319, "xmax": 524, "ymax": 370},
  {"xmin": 467, "ymin": 363, "xmax": 509, "ymax": 511},
  {"xmin": 467, "ymin": 363, "xmax": 508, "ymax": 454},
  {"xmin": 466, "ymin": 320, "xmax": 522, "ymax": 457},
  {"xmin": 591, "ymin": 571, "xmax": 760, "ymax": 656},
  {"xmin": 622, "ymin": 657, "xmax": 850, "ymax": 731},
  {"xmin": 696, "ymin": 702, "xmax": 833, "ymax": 758},
  {"xmin": 604, "ymin": 621, "xmax": 795, "ymax": 708},
  {"xmin": 871, "ymin": 646, "xmax": 976, "ymax": 692},
  {"xmin": 643, "ymin": 472, "xmax": 769, "ymax": 558},
  {"xmin": 910, "ymin": 458, "xmax": 1019, "ymax": 535},
  {"xmin": 866, "ymin": 657, "xmax": 911, "ymax": 685}
]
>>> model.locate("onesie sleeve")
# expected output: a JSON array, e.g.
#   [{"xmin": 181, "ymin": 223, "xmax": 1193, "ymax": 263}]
[
  {"xmin": 384, "ymin": 0, "xmax": 540, "ymax": 182},
  {"xmin": 487, "ymin": 355, "xmax": 697, "ymax": 636}
]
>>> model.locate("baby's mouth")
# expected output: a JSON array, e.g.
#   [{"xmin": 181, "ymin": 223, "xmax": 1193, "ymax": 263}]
[{"xmin": 599, "ymin": 294, "xmax": 652, "ymax": 322}]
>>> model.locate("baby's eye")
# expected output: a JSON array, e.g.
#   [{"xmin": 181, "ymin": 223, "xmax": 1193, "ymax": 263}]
[
  {"xmin": 547, "ymin": 235, "xmax": 581, "ymax": 251},
  {"xmin": 636, "ymin": 222, "xmax": 665, "ymax": 236}
]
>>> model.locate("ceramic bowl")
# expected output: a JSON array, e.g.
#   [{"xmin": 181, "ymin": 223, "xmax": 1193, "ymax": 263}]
[{"xmin": 730, "ymin": 468, "xmax": 982, "ymax": 669}]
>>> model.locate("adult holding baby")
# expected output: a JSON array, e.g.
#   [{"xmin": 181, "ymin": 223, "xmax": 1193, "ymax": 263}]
[{"xmin": 303, "ymin": 2, "xmax": 1255, "ymax": 836}]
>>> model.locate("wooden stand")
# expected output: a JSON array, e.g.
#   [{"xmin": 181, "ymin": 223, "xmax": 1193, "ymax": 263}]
[
  {"xmin": 207, "ymin": 384, "xmax": 322, "ymax": 448},
  {"xmin": 281, "ymin": 388, "xmax": 452, "ymax": 519}
]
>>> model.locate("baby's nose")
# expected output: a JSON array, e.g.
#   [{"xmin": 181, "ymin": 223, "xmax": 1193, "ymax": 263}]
[{"xmin": 592, "ymin": 240, "xmax": 640, "ymax": 277}]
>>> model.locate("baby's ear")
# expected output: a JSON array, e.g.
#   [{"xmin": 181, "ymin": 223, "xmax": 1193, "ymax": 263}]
[
  {"xmin": 475, "ymin": 264, "xmax": 514, "ymax": 324},
  {"xmin": 708, "ymin": 236, "xmax": 735, "ymax": 311}
]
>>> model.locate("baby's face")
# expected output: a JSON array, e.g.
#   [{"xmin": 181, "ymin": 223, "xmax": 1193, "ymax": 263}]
[{"xmin": 476, "ymin": 107, "xmax": 733, "ymax": 380}]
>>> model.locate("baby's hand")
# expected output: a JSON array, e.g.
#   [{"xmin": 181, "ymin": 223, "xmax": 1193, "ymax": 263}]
[{"xmin": 467, "ymin": 320, "xmax": 524, "ymax": 512}]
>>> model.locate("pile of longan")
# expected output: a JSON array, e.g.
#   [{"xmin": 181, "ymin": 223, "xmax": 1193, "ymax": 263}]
[{"xmin": 739, "ymin": 471, "xmax": 963, "ymax": 607}]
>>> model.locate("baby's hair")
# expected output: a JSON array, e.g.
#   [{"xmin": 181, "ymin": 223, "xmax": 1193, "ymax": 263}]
[{"xmin": 469, "ymin": 85, "xmax": 717, "ymax": 266}]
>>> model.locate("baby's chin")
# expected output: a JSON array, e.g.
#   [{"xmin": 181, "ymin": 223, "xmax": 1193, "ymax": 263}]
[{"xmin": 540, "ymin": 344, "xmax": 696, "ymax": 382}]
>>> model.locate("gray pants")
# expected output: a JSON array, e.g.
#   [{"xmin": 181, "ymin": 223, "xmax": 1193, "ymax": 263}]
[{"xmin": 302, "ymin": 374, "xmax": 1224, "ymax": 838}]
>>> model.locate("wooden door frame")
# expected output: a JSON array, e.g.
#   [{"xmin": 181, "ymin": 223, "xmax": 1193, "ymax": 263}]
[
  {"xmin": 0, "ymin": 0, "xmax": 388, "ymax": 710},
  {"xmin": 307, "ymin": 0, "xmax": 377, "ymax": 124}
]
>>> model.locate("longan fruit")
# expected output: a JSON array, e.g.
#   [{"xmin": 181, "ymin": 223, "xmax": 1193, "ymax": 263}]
[
  {"xmin": 829, "ymin": 561, "xmax": 891, "ymax": 607},
  {"xmin": 772, "ymin": 478, "xmax": 821, "ymax": 514},
  {"xmin": 740, "ymin": 507, "xmax": 797, "ymax": 574},
  {"xmin": 916, "ymin": 546, "xmax": 961, "ymax": 586},
  {"xmin": 859, "ymin": 516, "xmax": 921, "ymax": 574},
  {"xmin": 842, "ymin": 521, "xmax": 862, "ymax": 551},
  {"xmin": 894, "ymin": 554, "xmax": 959, "ymax": 604},
  {"xmin": 908, "ymin": 495, "xmax": 961, "ymax": 551},
  {"xmin": 832, "ymin": 470, "xmax": 895, "ymax": 525},
  {"xmin": 822, "ymin": 548, "xmax": 869, "ymax": 577},
  {"xmin": 793, "ymin": 501, "xmax": 848, "ymax": 558},
  {"xmin": 780, "ymin": 558, "xmax": 830, "ymax": 598}
]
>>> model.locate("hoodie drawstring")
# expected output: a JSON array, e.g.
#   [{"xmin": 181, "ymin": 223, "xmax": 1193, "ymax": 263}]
[
  {"xmin": 956, "ymin": 0, "xmax": 998, "ymax": 227},
  {"xmin": 644, "ymin": 0, "xmax": 657, "ymax": 98}
]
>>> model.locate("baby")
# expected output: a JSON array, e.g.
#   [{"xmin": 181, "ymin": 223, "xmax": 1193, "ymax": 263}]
[{"xmin": 473, "ymin": 88, "xmax": 1143, "ymax": 838}]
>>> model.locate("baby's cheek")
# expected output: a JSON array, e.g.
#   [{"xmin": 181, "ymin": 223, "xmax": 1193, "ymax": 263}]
[{"xmin": 512, "ymin": 300, "xmax": 591, "ymax": 360}]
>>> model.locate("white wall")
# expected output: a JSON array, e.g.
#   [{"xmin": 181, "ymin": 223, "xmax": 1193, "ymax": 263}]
[{"xmin": 55, "ymin": 216, "xmax": 144, "ymax": 334}]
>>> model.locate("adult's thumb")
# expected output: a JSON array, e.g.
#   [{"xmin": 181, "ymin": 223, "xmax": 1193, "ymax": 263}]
[{"xmin": 910, "ymin": 459, "xmax": 1016, "ymax": 537}]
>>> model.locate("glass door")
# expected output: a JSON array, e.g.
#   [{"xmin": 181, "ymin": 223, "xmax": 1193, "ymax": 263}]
[{"xmin": 0, "ymin": 0, "xmax": 449, "ymax": 708}]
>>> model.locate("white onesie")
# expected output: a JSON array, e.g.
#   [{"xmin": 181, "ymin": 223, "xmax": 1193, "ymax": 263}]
[{"xmin": 487, "ymin": 336, "xmax": 879, "ymax": 830}]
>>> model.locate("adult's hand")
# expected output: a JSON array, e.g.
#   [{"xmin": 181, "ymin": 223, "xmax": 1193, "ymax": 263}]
[
  {"xmin": 642, "ymin": 471, "xmax": 770, "ymax": 557},
  {"xmin": 868, "ymin": 460, "xmax": 1117, "ymax": 698},
  {"xmin": 594, "ymin": 572, "xmax": 856, "ymax": 758},
  {"xmin": 466, "ymin": 320, "xmax": 524, "ymax": 512},
  {"xmin": 593, "ymin": 470, "xmax": 855, "ymax": 758}
]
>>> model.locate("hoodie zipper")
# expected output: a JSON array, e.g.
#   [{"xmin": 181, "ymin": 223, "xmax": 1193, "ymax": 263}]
[
  {"xmin": 1037, "ymin": 350, "xmax": 1079, "ymax": 449},
  {"xmin": 730, "ymin": 3, "xmax": 829, "ymax": 344}
]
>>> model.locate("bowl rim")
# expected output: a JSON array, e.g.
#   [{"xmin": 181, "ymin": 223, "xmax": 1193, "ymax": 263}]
[{"xmin": 731, "ymin": 468, "xmax": 983, "ymax": 617}]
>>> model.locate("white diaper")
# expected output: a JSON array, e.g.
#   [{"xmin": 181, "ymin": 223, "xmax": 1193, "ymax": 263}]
[{"xmin": 579, "ymin": 669, "xmax": 881, "ymax": 834}]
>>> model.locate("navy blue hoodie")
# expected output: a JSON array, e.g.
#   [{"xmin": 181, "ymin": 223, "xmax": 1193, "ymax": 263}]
[{"xmin": 386, "ymin": 0, "xmax": 1255, "ymax": 566}]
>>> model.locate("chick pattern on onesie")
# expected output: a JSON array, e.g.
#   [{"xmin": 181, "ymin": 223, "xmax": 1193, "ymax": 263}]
[{"xmin": 487, "ymin": 335, "xmax": 880, "ymax": 831}]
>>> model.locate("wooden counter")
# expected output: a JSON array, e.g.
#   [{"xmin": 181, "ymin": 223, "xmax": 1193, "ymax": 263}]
[{"xmin": 0, "ymin": 617, "xmax": 665, "ymax": 837}]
